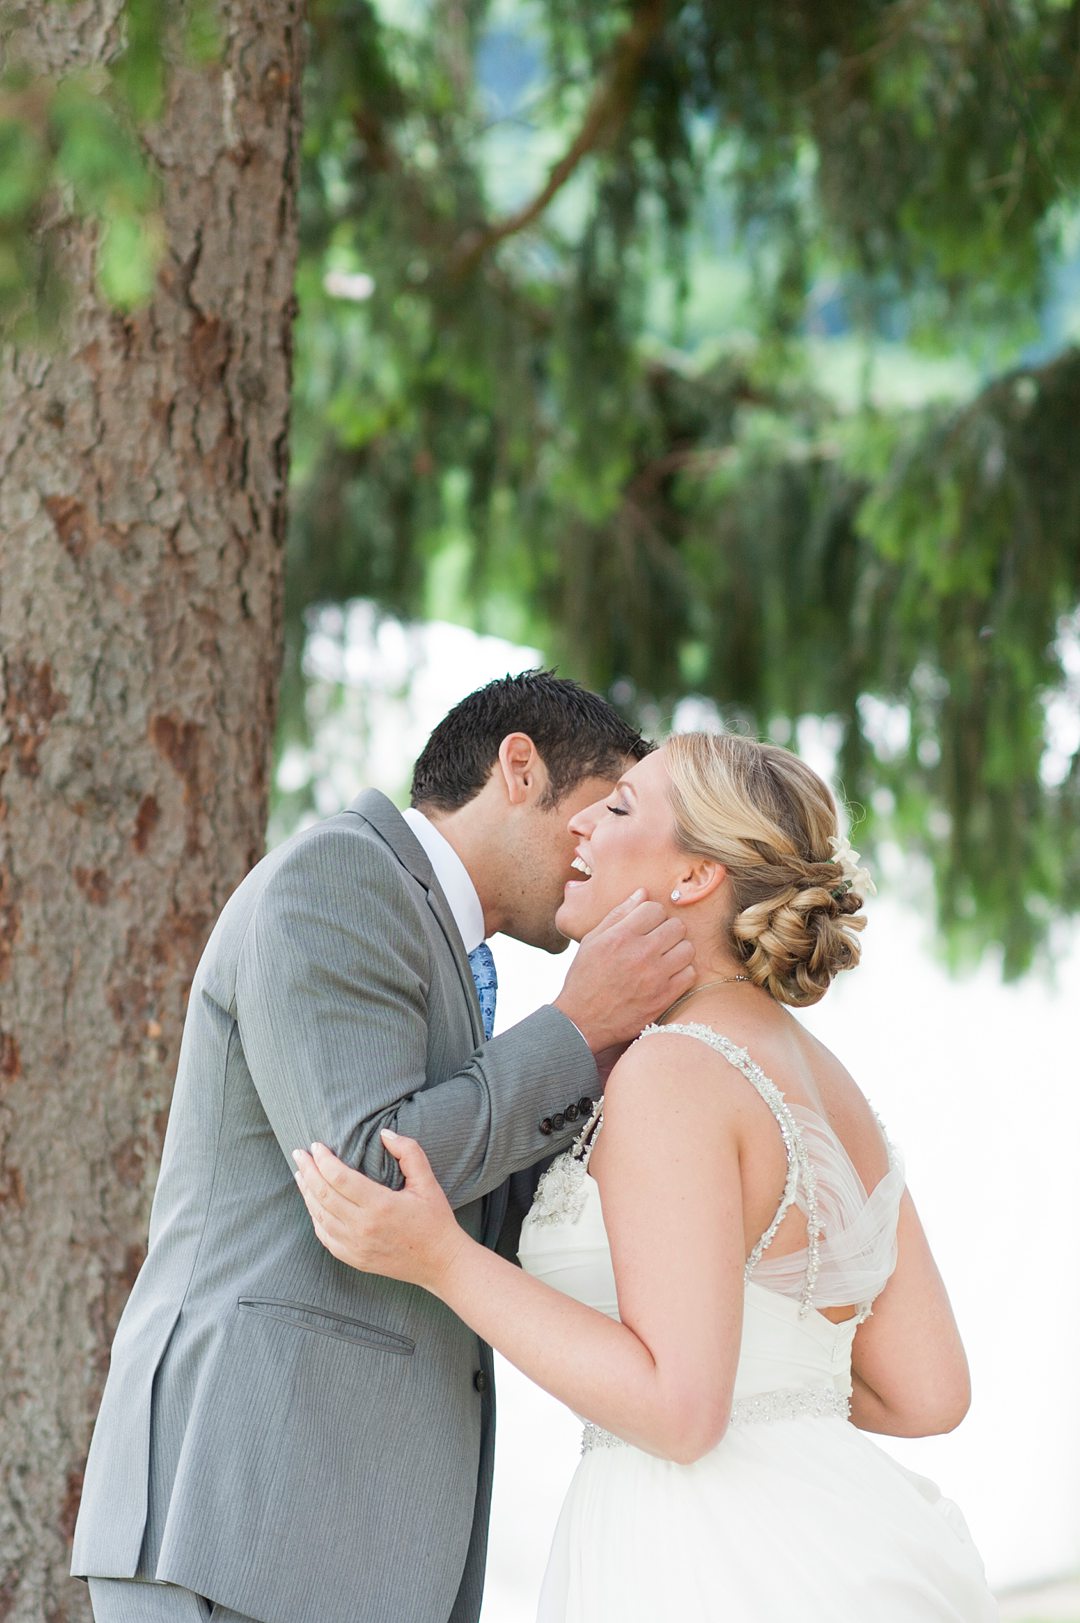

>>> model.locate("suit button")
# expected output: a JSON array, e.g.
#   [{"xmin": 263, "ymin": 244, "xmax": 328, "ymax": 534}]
[
  {"xmin": 539, "ymin": 1118, "xmax": 553, "ymax": 1136},
  {"xmin": 578, "ymin": 1096, "xmax": 594, "ymax": 1116},
  {"xmin": 551, "ymin": 1112, "xmax": 566, "ymax": 1132},
  {"xmin": 564, "ymin": 1103, "xmax": 580, "ymax": 1123},
  {"xmin": 473, "ymin": 1370, "xmax": 488, "ymax": 1393}
]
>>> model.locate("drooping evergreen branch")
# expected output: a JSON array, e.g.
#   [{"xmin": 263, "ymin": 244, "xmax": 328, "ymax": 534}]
[
  {"xmin": 285, "ymin": 0, "xmax": 1080, "ymax": 973},
  {"xmin": 980, "ymin": 0, "xmax": 1074, "ymax": 198},
  {"xmin": 449, "ymin": 0, "xmax": 667, "ymax": 278},
  {"xmin": 804, "ymin": 0, "xmax": 935, "ymax": 97}
]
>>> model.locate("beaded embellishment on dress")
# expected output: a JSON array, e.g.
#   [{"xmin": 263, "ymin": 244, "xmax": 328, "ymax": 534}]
[
  {"xmin": 525, "ymin": 1097, "xmax": 605, "ymax": 1228},
  {"xmin": 580, "ymin": 1386, "xmax": 852, "ymax": 1453}
]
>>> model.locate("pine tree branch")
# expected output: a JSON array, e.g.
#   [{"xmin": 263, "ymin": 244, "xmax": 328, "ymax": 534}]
[
  {"xmin": 805, "ymin": 0, "xmax": 934, "ymax": 99},
  {"xmin": 449, "ymin": 0, "xmax": 667, "ymax": 279}
]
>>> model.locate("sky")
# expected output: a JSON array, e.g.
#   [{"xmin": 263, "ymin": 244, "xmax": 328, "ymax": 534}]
[{"xmin": 284, "ymin": 602, "xmax": 1080, "ymax": 1617}]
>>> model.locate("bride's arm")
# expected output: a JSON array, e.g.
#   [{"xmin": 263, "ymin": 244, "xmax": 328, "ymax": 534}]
[
  {"xmin": 294, "ymin": 1038, "xmax": 746, "ymax": 1464},
  {"xmin": 848, "ymin": 1189, "xmax": 971, "ymax": 1437}
]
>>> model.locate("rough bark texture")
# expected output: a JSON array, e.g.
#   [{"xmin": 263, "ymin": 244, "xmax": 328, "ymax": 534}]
[{"xmin": 0, "ymin": 4, "xmax": 304, "ymax": 1616}]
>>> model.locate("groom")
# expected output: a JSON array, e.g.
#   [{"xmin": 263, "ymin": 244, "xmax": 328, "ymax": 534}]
[{"xmin": 72, "ymin": 671, "xmax": 695, "ymax": 1623}]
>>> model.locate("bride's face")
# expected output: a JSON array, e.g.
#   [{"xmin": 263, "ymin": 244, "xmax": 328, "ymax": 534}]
[{"xmin": 555, "ymin": 746, "xmax": 685, "ymax": 941}]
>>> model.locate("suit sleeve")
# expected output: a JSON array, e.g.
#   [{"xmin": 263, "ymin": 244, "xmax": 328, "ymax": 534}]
[{"xmin": 235, "ymin": 824, "xmax": 596, "ymax": 1209}]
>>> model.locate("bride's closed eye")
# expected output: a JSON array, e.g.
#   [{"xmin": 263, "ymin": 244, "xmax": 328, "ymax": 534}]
[{"xmin": 606, "ymin": 804, "xmax": 630, "ymax": 816}]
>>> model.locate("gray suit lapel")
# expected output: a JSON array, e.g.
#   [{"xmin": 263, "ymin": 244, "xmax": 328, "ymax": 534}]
[{"xmin": 346, "ymin": 791, "xmax": 484, "ymax": 1046}]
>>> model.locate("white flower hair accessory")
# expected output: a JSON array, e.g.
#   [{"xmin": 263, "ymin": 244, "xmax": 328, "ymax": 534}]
[{"xmin": 827, "ymin": 833, "xmax": 877, "ymax": 899}]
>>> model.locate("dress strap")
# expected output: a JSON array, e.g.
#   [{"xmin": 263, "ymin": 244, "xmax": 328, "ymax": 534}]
[
  {"xmin": 575, "ymin": 1097, "xmax": 605, "ymax": 1170},
  {"xmin": 636, "ymin": 1021, "xmax": 824, "ymax": 1317}
]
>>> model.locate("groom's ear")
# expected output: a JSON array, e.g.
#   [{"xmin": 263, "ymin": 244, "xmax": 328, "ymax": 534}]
[{"xmin": 495, "ymin": 732, "xmax": 541, "ymax": 806}]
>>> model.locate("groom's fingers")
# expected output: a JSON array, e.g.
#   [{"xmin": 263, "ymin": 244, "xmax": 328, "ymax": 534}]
[
  {"xmin": 590, "ymin": 888, "xmax": 647, "ymax": 935},
  {"xmin": 590, "ymin": 892, "xmax": 663, "ymax": 941},
  {"xmin": 660, "ymin": 934, "xmax": 695, "ymax": 975}
]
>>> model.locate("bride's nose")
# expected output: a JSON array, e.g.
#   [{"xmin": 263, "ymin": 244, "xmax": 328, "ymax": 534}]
[{"xmin": 567, "ymin": 798, "xmax": 604, "ymax": 838}]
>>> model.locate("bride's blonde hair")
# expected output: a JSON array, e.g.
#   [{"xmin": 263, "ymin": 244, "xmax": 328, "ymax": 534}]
[{"xmin": 665, "ymin": 732, "xmax": 866, "ymax": 1007}]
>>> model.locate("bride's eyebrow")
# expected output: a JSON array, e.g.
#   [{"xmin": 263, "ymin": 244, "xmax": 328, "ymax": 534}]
[{"xmin": 614, "ymin": 781, "xmax": 637, "ymax": 800}]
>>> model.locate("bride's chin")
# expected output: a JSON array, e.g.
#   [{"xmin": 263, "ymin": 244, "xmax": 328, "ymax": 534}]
[{"xmin": 554, "ymin": 897, "xmax": 592, "ymax": 942}]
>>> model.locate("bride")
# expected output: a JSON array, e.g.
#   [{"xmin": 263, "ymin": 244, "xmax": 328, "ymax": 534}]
[{"xmin": 294, "ymin": 732, "xmax": 1000, "ymax": 1620}]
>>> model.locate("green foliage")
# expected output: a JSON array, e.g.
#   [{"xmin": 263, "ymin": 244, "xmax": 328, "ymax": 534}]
[
  {"xmin": 288, "ymin": 0, "xmax": 1080, "ymax": 975},
  {"xmin": 0, "ymin": 0, "xmax": 220, "ymax": 336},
  {"xmin": 6, "ymin": 0, "xmax": 1080, "ymax": 971},
  {"xmin": 50, "ymin": 74, "xmax": 156, "ymax": 207},
  {"xmin": 111, "ymin": 0, "xmax": 169, "ymax": 121}
]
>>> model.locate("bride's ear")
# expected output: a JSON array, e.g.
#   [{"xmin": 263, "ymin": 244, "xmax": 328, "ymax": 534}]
[{"xmin": 670, "ymin": 860, "xmax": 726, "ymax": 906}]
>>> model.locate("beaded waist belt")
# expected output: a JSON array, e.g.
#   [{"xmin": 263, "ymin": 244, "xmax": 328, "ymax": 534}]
[{"xmin": 581, "ymin": 1386, "xmax": 851, "ymax": 1454}]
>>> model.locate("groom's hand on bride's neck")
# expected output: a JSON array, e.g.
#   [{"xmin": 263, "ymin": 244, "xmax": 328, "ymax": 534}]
[
  {"xmin": 553, "ymin": 891, "xmax": 695, "ymax": 1053},
  {"xmin": 592, "ymin": 1042, "xmax": 632, "ymax": 1085}
]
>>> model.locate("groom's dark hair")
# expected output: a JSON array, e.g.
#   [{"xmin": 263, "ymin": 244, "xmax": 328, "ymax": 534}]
[{"xmin": 410, "ymin": 670, "xmax": 651, "ymax": 812}]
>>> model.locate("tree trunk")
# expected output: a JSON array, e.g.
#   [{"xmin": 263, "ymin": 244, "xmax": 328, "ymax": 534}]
[{"xmin": 0, "ymin": 3, "xmax": 304, "ymax": 1616}]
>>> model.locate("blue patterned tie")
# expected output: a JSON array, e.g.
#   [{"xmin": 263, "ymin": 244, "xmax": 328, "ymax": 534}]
[{"xmin": 468, "ymin": 943, "xmax": 498, "ymax": 1041}]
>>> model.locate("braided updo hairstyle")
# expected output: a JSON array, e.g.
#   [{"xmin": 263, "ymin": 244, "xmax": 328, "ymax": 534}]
[{"xmin": 665, "ymin": 733, "xmax": 867, "ymax": 1007}]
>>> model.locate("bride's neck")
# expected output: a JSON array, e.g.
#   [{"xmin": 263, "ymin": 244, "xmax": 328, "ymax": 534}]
[{"xmin": 673, "ymin": 905, "xmax": 745, "ymax": 986}]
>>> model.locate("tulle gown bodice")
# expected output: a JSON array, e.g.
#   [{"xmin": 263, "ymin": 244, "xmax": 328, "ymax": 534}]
[
  {"xmin": 517, "ymin": 1021, "xmax": 1000, "ymax": 1622},
  {"xmin": 519, "ymin": 1020, "xmax": 905, "ymax": 1422}
]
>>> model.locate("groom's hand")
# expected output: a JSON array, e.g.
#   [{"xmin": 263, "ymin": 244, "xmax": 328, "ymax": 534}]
[
  {"xmin": 553, "ymin": 890, "xmax": 694, "ymax": 1052},
  {"xmin": 593, "ymin": 1041, "xmax": 631, "ymax": 1085}
]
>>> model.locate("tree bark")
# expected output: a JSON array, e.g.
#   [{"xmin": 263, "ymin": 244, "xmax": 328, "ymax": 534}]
[{"xmin": 0, "ymin": 3, "xmax": 304, "ymax": 1616}]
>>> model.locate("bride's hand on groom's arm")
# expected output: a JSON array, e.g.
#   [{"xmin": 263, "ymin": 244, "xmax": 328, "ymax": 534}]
[{"xmin": 292, "ymin": 1133, "xmax": 470, "ymax": 1293}]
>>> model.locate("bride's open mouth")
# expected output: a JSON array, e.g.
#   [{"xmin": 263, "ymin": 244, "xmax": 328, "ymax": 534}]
[{"xmin": 565, "ymin": 854, "xmax": 593, "ymax": 889}]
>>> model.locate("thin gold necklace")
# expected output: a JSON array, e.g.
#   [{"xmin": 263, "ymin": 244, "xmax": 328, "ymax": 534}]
[{"xmin": 658, "ymin": 974, "xmax": 751, "ymax": 1025}]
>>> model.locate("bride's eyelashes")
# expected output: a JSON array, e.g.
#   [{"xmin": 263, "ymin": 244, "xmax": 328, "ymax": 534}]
[{"xmin": 606, "ymin": 804, "xmax": 630, "ymax": 816}]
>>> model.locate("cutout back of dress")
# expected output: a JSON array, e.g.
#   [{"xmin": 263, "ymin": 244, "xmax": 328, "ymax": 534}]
[{"xmin": 635, "ymin": 1022, "xmax": 904, "ymax": 1320}]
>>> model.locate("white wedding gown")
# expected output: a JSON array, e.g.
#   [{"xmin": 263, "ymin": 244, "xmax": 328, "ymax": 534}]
[{"xmin": 517, "ymin": 1022, "xmax": 1000, "ymax": 1621}]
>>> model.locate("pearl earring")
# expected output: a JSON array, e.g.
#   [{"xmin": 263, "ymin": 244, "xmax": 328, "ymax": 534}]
[{"xmin": 670, "ymin": 889, "xmax": 681, "ymax": 902}]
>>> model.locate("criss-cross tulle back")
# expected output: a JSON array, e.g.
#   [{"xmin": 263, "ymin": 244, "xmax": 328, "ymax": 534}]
[{"xmin": 635, "ymin": 1022, "xmax": 904, "ymax": 1320}]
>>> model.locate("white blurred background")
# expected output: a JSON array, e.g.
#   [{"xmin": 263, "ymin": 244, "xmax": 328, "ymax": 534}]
[{"xmin": 278, "ymin": 603, "xmax": 1080, "ymax": 1618}]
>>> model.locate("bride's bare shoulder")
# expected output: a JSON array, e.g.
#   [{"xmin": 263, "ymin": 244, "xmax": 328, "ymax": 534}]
[
  {"xmin": 603, "ymin": 1021, "xmax": 769, "ymax": 1121},
  {"xmin": 590, "ymin": 1026, "xmax": 748, "ymax": 1179}
]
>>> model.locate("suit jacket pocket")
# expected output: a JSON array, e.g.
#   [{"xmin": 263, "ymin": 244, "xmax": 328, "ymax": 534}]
[{"xmin": 237, "ymin": 1297, "xmax": 415, "ymax": 1354}]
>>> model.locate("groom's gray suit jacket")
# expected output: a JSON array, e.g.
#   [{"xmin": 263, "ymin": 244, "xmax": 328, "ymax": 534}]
[{"xmin": 71, "ymin": 791, "xmax": 592, "ymax": 1623}]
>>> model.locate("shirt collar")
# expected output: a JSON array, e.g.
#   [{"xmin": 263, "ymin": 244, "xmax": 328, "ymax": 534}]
[{"xmin": 401, "ymin": 808, "xmax": 486, "ymax": 955}]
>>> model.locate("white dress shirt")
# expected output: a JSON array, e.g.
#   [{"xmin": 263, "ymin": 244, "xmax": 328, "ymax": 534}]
[{"xmin": 401, "ymin": 808, "xmax": 486, "ymax": 954}]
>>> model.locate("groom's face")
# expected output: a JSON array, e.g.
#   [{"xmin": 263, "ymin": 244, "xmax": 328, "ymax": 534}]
[{"xmin": 503, "ymin": 771, "xmax": 627, "ymax": 953}]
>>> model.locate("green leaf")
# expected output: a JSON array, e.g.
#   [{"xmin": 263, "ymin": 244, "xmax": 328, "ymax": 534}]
[
  {"xmin": 96, "ymin": 208, "xmax": 163, "ymax": 307},
  {"xmin": 50, "ymin": 78, "xmax": 158, "ymax": 215},
  {"xmin": 185, "ymin": 0, "xmax": 223, "ymax": 64},
  {"xmin": 112, "ymin": 0, "xmax": 167, "ymax": 122},
  {"xmin": 0, "ymin": 119, "xmax": 48, "ymax": 220}
]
